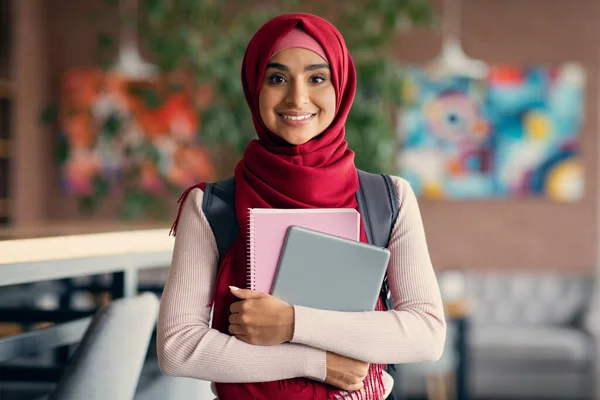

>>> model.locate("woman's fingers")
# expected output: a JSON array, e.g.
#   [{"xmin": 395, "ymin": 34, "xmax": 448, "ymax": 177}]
[
  {"xmin": 228, "ymin": 324, "xmax": 245, "ymax": 335},
  {"xmin": 228, "ymin": 313, "xmax": 242, "ymax": 325},
  {"xmin": 230, "ymin": 301, "xmax": 242, "ymax": 314},
  {"xmin": 346, "ymin": 381, "xmax": 365, "ymax": 392},
  {"xmin": 341, "ymin": 372, "xmax": 364, "ymax": 387},
  {"xmin": 331, "ymin": 378, "xmax": 364, "ymax": 392},
  {"xmin": 326, "ymin": 370, "xmax": 365, "ymax": 392}
]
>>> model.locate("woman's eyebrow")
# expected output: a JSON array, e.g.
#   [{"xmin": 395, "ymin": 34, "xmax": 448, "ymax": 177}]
[
  {"xmin": 266, "ymin": 62, "xmax": 289, "ymax": 71},
  {"xmin": 265, "ymin": 62, "xmax": 330, "ymax": 72},
  {"xmin": 304, "ymin": 63, "xmax": 330, "ymax": 71}
]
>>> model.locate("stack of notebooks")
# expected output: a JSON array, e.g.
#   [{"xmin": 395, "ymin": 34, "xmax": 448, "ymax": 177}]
[{"xmin": 247, "ymin": 208, "xmax": 390, "ymax": 312}]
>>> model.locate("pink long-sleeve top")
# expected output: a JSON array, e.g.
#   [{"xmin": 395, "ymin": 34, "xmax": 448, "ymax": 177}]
[{"xmin": 157, "ymin": 176, "xmax": 446, "ymax": 387}]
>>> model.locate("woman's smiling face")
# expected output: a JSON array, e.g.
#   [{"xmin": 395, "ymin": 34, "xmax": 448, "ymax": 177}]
[{"xmin": 259, "ymin": 47, "xmax": 336, "ymax": 145}]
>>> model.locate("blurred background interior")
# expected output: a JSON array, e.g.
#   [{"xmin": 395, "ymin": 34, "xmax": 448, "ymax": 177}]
[{"xmin": 1, "ymin": 0, "xmax": 599, "ymax": 399}]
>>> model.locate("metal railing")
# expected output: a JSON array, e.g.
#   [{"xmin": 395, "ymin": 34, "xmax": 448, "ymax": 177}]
[{"xmin": 0, "ymin": 231, "xmax": 172, "ymax": 381}]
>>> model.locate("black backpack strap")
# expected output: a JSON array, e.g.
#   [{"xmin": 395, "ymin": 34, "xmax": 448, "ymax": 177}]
[
  {"xmin": 356, "ymin": 170, "xmax": 399, "ymax": 248},
  {"xmin": 356, "ymin": 169, "xmax": 400, "ymax": 313},
  {"xmin": 202, "ymin": 177, "xmax": 239, "ymax": 262}
]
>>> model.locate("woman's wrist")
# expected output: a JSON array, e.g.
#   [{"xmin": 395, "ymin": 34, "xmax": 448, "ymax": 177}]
[{"xmin": 283, "ymin": 304, "xmax": 295, "ymax": 342}]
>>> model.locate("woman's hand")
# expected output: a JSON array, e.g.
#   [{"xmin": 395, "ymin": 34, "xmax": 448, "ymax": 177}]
[
  {"xmin": 325, "ymin": 352, "xmax": 370, "ymax": 392},
  {"xmin": 228, "ymin": 286, "xmax": 295, "ymax": 346}
]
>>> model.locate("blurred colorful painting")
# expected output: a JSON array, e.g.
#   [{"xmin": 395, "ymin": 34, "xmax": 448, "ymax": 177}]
[
  {"xmin": 397, "ymin": 63, "xmax": 585, "ymax": 202},
  {"xmin": 56, "ymin": 68, "xmax": 216, "ymax": 218}
]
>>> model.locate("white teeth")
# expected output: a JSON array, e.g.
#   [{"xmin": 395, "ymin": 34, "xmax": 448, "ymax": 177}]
[{"xmin": 280, "ymin": 114, "xmax": 314, "ymax": 121}]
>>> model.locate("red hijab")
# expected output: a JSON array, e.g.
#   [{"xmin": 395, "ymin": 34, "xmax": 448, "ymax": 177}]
[{"xmin": 171, "ymin": 13, "xmax": 386, "ymax": 400}]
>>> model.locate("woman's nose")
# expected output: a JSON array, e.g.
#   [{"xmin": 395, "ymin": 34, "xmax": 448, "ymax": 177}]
[{"xmin": 285, "ymin": 81, "xmax": 309, "ymax": 107}]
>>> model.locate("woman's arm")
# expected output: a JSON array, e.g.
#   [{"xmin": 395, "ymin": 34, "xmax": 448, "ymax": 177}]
[
  {"xmin": 289, "ymin": 177, "xmax": 447, "ymax": 364},
  {"xmin": 157, "ymin": 189, "xmax": 326, "ymax": 383}
]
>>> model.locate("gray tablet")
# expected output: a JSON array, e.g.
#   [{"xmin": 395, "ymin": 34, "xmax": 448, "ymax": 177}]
[{"xmin": 271, "ymin": 226, "xmax": 390, "ymax": 312}]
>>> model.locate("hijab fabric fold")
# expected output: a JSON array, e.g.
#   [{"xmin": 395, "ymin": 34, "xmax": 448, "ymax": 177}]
[{"xmin": 171, "ymin": 13, "xmax": 387, "ymax": 400}]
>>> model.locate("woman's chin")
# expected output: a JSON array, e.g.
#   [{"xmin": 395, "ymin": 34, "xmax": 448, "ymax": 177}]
[
  {"xmin": 274, "ymin": 130, "xmax": 318, "ymax": 146},
  {"xmin": 285, "ymin": 137, "xmax": 312, "ymax": 146}
]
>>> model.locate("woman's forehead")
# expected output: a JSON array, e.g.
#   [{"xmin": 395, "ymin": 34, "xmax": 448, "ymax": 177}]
[{"xmin": 267, "ymin": 48, "xmax": 329, "ymax": 68}]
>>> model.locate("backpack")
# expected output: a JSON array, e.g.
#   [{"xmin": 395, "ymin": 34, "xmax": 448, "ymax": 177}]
[{"xmin": 201, "ymin": 169, "xmax": 400, "ymax": 308}]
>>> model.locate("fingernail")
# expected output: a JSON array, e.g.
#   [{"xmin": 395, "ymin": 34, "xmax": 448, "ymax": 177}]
[{"xmin": 229, "ymin": 286, "xmax": 240, "ymax": 291}]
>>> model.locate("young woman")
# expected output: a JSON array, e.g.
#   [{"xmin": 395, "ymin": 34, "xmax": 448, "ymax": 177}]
[{"xmin": 157, "ymin": 13, "xmax": 446, "ymax": 400}]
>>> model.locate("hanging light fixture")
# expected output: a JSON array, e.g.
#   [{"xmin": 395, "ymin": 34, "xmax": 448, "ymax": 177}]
[
  {"xmin": 427, "ymin": 0, "xmax": 488, "ymax": 80},
  {"xmin": 113, "ymin": 0, "xmax": 157, "ymax": 80}
]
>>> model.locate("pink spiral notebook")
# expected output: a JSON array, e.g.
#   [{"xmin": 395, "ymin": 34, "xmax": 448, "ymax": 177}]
[{"xmin": 247, "ymin": 208, "xmax": 360, "ymax": 293}]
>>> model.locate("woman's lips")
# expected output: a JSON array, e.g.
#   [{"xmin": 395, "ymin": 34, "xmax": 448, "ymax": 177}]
[{"xmin": 277, "ymin": 112, "xmax": 316, "ymax": 127}]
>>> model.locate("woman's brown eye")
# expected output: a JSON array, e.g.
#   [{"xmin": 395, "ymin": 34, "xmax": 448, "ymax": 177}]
[
  {"xmin": 268, "ymin": 74, "xmax": 286, "ymax": 84},
  {"xmin": 311, "ymin": 76, "xmax": 326, "ymax": 84}
]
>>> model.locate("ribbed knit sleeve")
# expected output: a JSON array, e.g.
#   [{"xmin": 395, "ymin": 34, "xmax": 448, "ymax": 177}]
[
  {"xmin": 157, "ymin": 189, "xmax": 327, "ymax": 383},
  {"xmin": 290, "ymin": 176, "xmax": 447, "ymax": 364}
]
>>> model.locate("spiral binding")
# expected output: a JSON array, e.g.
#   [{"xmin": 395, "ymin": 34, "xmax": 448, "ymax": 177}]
[{"xmin": 247, "ymin": 208, "xmax": 256, "ymax": 290}]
